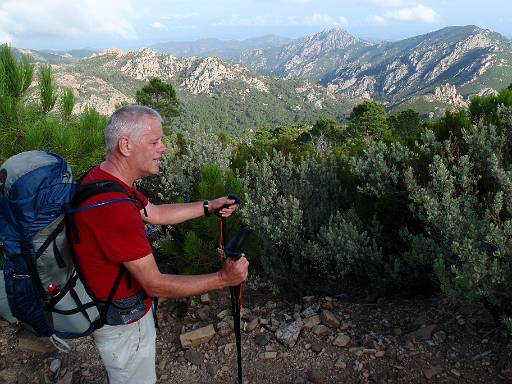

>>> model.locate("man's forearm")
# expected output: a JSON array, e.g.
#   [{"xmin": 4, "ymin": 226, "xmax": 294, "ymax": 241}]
[
  {"xmin": 145, "ymin": 201, "xmax": 205, "ymax": 225},
  {"xmin": 146, "ymin": 272, "xmax": 225, "ymax": 298}
]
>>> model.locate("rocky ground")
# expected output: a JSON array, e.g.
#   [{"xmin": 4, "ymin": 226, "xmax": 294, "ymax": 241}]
[{"xmin": 0, "ymin": 290, "xmax": 511, "ymax": 384}]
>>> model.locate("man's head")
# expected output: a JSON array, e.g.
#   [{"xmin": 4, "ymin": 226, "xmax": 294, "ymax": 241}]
[
  {"xmin": 105, "ymin": 105, "xmax": 167, "ymax": 177},
  {"xmin": 105, "ymin": 105, "xmax": 164, "ymax": 154}
]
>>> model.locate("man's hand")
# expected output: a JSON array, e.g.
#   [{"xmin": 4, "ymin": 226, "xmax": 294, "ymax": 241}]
[
  {"xmin": 209, "ymin": 196, "xmax": 239, "ymax": 217},
  {"xmin": 218, "ymin": 256, "xmax": 249, "ymax": 287}
]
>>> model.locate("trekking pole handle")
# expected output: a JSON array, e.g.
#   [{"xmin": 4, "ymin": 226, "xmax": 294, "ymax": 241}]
[{"xmin": 214, "ymin": 194, "xmax": 240, "ymax": 216}]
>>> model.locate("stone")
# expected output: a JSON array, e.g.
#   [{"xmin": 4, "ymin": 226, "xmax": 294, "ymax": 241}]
[
  {"xmin": 197, "ymin": 306, "xmax": 210, "ymax": 321},
  {"xmin": 50, "ymin": 358, "xmax": 62, "ymax": 374},
  {"xmin": 259, "ymin": 351, "xmax": 277, "ymax": 359},
  {"xmin": 246, "ymin": 318, "xmax": 259, "ymax": 332},
  {"xmin": 17, "ymin": 335, "xmax": 53, "ymax": 353},
  {"xmin": 303, "ymin": 315, "xmax": 321, "ymax": 329},
  {"xmin": 333, "ymin": 334, "xmax": 351, "ymax": 347},
  {"xmin": 200, "ymin": 293, "xmax": 211, "ymax": 304},
  {"xmin": 301, "ymin": 304, "xmax": 320, "ymax": 318},
  {"xmin": 409, "ymin": 324, "xmax": 436, "ymax": 340},
  {"xmin": 254, "ymin": 333, "xmax": 269, "ymax": 346},
  {"xmin": 320, "ymin": 310, "xmax": 340, "ymax": 328},
  {"xmin": 180, "ymin": 325, "xmax": 216, "ymax": 348},
  {"xmin": 424, "ymin": 366, "xmax": 443, "ymax": 380},
  {"xmin": 224, "ymin": 342, "xmax": 235, "ymax": 355},
  {"xmin": 311, "ymin": 342, "xmax": 323, "ymax": 354},
  {"xmin": 307, "ymin": 368, "xmax": 325, "ymax": 383},
  {"xmin": 275, "ymin": 320, "xmax": 302, "ymax": 348},
  {"xmin": 375, "ymin": 350, "xmax": 386, "ymax": 358},
  {"xmin": 184, "ymin": 350, "xmax": 204, "ymax": 366},
  {"xmin": 312, "ymin": 324, "xmax": 330, "ymax": 337},
  {"xmin": 56, "ymin": 372, "xmax": 74, "ymax": 384},
  {"xmin": 217, "ymin": 309, "xmax": 230, "ymax": 319},
  {"xmin": 335, "ymin": 358, "xmax": 347, "ymax": 369},
  {"xmin": 433, "ymin": 330, "xmax": 446, "ymax": 344}
]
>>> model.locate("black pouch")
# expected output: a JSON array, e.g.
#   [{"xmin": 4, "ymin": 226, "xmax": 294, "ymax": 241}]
[{"xmin": 104, "ymin": 291, "xmax": 147, "ymax": 325}]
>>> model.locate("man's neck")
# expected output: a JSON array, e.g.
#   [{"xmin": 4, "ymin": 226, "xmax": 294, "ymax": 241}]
[{"xmin": 100, "ymin": 157, "xmax": 136, "ymax": 186}]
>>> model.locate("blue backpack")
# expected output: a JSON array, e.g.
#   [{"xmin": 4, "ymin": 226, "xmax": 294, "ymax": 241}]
[{"xmin": 0, "ymin": 151, "xmax": 137, "ymax": 341}]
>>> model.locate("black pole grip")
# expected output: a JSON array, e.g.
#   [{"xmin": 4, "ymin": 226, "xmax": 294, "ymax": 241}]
[
  {"xmin": 224, "ymin": 224, "xmax": 253, "ymax": 260},
  {"xmin": 214, "ymin": 194, "xmax": 240, "ymax": 216}
]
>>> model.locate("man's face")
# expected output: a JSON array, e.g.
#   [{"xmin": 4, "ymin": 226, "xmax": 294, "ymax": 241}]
[{"xmin": 131, "ymin": 117, "xmax": 167, "ymax": 177}]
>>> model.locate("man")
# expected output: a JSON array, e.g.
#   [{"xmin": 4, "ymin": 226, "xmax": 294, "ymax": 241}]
[{"xmin": 73, "ymin": 105, "xmax": 249, "ymax": 384}]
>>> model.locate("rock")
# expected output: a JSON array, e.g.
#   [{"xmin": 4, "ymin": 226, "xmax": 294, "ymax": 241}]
[
  {"xmin": 339, "ymin": 322, "xmax": 351, "ymax": 331},
  {"xmin": 312, "ymin": 324, "xmax": 330, "ymax": 337},
  {"xmin": 320, "ymin": 310, "xmax": 340, "ymax": 328},
  {"xmin": 246, "ymin": 318, "xmax": 260, "ymax": 332},
  {"xmin": 200, "ymin": 293, "xmax": 211, "ymax": 304},
  {"xmin": 259, "ymin": 351, "xmax": 277, "ymax": 359},
  {"xmin": 333, "ymin": 334, "xmax": 351, "ymax": 347},
  {"xmin": 50, "ymin": 358, "xmax": 62, "ymax": 374},
  {"xmin": 301, "ymin": 304, "xmax": 320, "ymax": 318},
  {"xmin": 409, "ymin": 324, "xmax": 436, "ymax": 340},
  {"xmin": 56, "ymin": 372, "xmax": 74, "ymax": 384},
  {"xmin": 254, "ymin": 333, "xmax": 269, "ymax": 346},
  {"xmin": 375, "ymin": 350, "xmax": 386, "ymax": 358},
  {"xmin": 303, "ymin": 315, "xmax": 321, "ymax": 329},
  {"xmin": 335, "ymin": 357, "xmax": 347, "ymax": 369},
  {"xmin": 158, "ymin": 358, "xmax": 168, "ymax": 371},
  {"xmin": 197, "ymin": 306, "xmax": 210, "ymax": 321},
  {"xmin": 275, "ymin": 320, "xmax": 302, "ymax": 348},
  {"xmin": 424, "ymin": 366, "xmax": 443, "ymax": 380},
  {"xmin": 224, "ymin": 342, "xmax": 235, "ymax": 355},
  {"xmin": 17, "ymin": 335, "xmax": 53, "ymax": 353},
  {"xmin": 302, "ymin": 296, "xmax": 315, "ymax": 304},
  {"xmin": 307, "ymin": 368, "xmax": 325, "ymax": 383},
  {"xmin": 433, "ymin": 330, "xmax": 446, "ymax": 344},
  {"xmin": 311, "ymin": 342, "xmax": 323, "ymax": 354},
  {"xmin": 180, "ymin": 325, "xmax": 216, "ymax": 348},
  {"xmin": 217, "ymin": 309, "xmax": 230, "ymax": 319},
  {"xmin": 184, "ymin": 350, "xmax": 204, "ymax": 366}
]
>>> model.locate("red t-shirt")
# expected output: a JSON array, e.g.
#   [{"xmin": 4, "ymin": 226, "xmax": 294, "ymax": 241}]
[{"xmin": 74, "ymin": 165, "xmax": 153, "ymax": 313}]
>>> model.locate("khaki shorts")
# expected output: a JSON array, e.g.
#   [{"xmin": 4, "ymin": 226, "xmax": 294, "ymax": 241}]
[{"xmin": 93, "ymin": 309, "xmax": 156, "ymax": 384}]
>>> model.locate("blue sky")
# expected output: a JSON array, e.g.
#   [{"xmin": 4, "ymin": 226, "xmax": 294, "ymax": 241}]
[{"xmin": 0, "ymin": 0, "xmax": 510, "ymax": 50}]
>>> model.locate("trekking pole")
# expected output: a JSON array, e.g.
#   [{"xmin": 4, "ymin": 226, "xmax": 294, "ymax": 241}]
[{"xmin": 216, "ymin": 195, "xmax": 252, "ymax": 384}]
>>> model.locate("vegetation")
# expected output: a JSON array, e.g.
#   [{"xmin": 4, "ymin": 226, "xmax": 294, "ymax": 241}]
[
  {"xmin": 0, "ymin": 45, "xmax": 105, "ymax": 176},
  {"xmin": 2, "ymin": 43, "xmax": 512, "ymax": 334}
]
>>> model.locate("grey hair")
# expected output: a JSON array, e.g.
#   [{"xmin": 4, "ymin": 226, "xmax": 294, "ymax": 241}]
[{"xmin": 105, "ymin": 105, "xmax": 164, "ymax": 154}]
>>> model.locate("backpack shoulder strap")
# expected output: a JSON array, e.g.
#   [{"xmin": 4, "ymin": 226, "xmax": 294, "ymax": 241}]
[{"xmin": 72, "ymin": 180, "xmax": 131, "ymax": 208}]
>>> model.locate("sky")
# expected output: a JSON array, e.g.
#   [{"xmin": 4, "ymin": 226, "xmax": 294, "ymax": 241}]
[{"xmin": 0, "ymin": 0, "xmax": 510, "ymax": 51}]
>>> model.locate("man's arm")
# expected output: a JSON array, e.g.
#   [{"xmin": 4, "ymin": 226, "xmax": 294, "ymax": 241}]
[
  {"xmin": 142, "ymin": 196, "xmax": 238, "ymax": 225},
  {"xmin": 123, "ymin": 252, "xmax": 249, "ymax": 298}
]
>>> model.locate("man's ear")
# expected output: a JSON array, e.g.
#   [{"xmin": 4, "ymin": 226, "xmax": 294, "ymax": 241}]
[{"xmin": 118, "ymin": 136, "xmax": 132, "ymax": 156}]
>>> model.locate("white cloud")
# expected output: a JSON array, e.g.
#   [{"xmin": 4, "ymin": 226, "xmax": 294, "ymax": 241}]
[
  {"xmin": 368, "ymin": 15, "xmax": 386, "ymax": 24},
  {"xmin": 151, "ymin": 21, "xmax": 168, "ymax": 31},
  {"xmin": 364, "ymin": 0, "xmax": 403, "ymax": 7},
  {"xmin": 384, "ymin": 5, "xmax": 440, "ymax": 23},
  {"xmin": 302, "ymin": 13, "xmax": 348, "ymax": 26},
  {"xmin": 0, "ymin": 0, "xmax": 138, "ymax": 46},
  {"xmin": 368, "ymin": 4, "xmax": 440, "ymax": 25}
]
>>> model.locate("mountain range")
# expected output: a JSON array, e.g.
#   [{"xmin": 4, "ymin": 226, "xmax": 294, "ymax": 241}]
[{"xmin": 14, "ymin": 25, "xmax": 512, "ymax": 132}]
